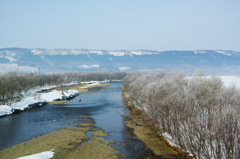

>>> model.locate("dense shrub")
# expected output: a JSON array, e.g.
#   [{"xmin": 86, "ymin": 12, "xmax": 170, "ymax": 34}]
[{"xmin": 123, "ymin": 72, "xmax": 240, "ymax": 159}]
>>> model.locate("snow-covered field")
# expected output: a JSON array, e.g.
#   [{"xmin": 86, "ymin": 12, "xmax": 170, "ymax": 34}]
[
  {"xmin": 219, "ymin": 76, "xmax": 240, "ymax": 88},
  {"xmin": 186, "ymin": 76, "xmax": 240, "ymax": 88},
  {"xmin": 18, "ymin": 149, "xmax": 54, "ymax": 159}
]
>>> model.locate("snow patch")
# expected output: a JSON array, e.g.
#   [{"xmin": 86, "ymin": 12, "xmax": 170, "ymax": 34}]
[
  {"xmin": 108, "ymin": 51, "xmax": 126, "ymax": 56},
  {"xmin": 193, "ymin": 50, "xmax": 208, "ymax": 54},
  {"xmin": 80, "ymin": 80, "xmax": 108, "ymax": 88},
  {"xmin": 11, "ymin": 97, "xmax": 39, "ymax": 110},
  {"xmin": 119, "ymin": 67, "xmax": 130, "ymax": 71},
  {"xmin": 215, "ymin": 51, "xmax": 232, "ymax": 56},
  {"xmin": 0, "ymin": 105, "xmax": 12, "ymax": 117},
  {"xmin": 80, "ymin": 81, "xmax": 100, "ymax": 87},
  {"xmin": 131, "ymin": 51, "xmax": 154, "ymax": 55},
  {"xmin": 18, "ymin": 149, "xmax": 54, "ymax": 159},
  {"xmin": 79, "ymin": 64, "xmax": 100, "ymax": 69},
  {"xmin": 2, "ymin": 90, "xmax": 79, "ymax": 112},
  {"xmin": 162, "ymin": 132, "xmax": 194, "ymax": 157},
  {"xmin": 162, "ymin": 132, "xmax": 180, "ymax": 148}
]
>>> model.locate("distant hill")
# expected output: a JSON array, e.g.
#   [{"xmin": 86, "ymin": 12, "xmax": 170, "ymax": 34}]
[{"xmin": 0, "ymin": 48, "xmax": 240, "ymax": 75}]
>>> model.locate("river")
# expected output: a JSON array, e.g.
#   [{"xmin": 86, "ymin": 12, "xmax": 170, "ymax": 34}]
[{"xmin": 0, "ymin": 82, "xmax": 155, "ymax": 158}]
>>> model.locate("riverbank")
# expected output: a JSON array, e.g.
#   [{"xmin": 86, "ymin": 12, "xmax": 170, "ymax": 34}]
[
  {"xmin": 1, "ymin": 82, "xmax": 168, "ymax": 158},
  {"xmin": 122, "ymin": 89, "xmax": 192, "ymax": 159},
  {"xmin": 54, "ymin": 82, "xmax": 111, "ymax": 94},
  {"xmin": 0, "ymin": 115, "xmax": 121, "ymax": 159},
  {"xmin": 0, "ymin": 81, "xmax": 111, "ymax": 117},
  {"xmin": 78, "ymin": 81, "xmax": 111, "ymax": 92},
  {"xmin": 0, "ymin": 89, "xmax": 79, "ymax": 117}
]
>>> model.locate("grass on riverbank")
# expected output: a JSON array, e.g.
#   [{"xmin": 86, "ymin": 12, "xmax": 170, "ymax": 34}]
[
  {"xmin": 48, "ymin": 100, "xmax": 68, "ymax": 104},
  {"xmin": 52, "ymin": 83, "xmax": 111, "ymax": 93},
  {"xmin": 0, "ymin": 115, "xmax": 122, "ymax": 159},
  {"xmin": 70, "ymin": 128, "xmax": 118, "ymax": 159},
  {"xmin": 124, "ymin": 115, "xmax": 192, "ymax": 159},
  {"xmin": 0, "ymin": 125, "xmax": 91, "ymax": 159}
]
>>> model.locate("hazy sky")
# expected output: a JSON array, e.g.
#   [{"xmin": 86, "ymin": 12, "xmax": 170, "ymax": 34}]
[{"xmin": 0, "ymin": 0, "xmax": 240, "ymax": 51}]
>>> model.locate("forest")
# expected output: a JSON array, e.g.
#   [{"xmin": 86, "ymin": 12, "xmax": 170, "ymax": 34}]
[{"xmin": 123, "ymin": 71, "xmax": 240, "ymax": 159}]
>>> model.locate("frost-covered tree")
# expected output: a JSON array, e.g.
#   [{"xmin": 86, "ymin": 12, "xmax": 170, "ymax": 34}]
[{"xmin": 123, "ymin": 71, "xmax": 240, "ymax": 159}]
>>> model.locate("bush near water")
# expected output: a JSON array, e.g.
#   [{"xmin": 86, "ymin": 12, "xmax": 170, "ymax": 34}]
[{"xmin": 123, "ymin": 71, "xmax": 240, "ymax": 159}]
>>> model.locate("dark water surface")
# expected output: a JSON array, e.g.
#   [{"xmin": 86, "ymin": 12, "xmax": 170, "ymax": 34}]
[{"xmin": 0, "ymin": 82, "xmax": 153, "ymax": 158}]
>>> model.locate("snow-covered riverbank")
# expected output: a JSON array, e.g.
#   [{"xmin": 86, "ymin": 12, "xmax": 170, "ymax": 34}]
[
  {"xmin": 0, "ymin": 89, "xmax": 79, "ymax": 117},
  {"xmin": 18, "ymin": 149, "xmax": 55, "ymax": 159},
  {"xmin": 0, "ymin": 80, "xmax": 110, "ymax": 117}
]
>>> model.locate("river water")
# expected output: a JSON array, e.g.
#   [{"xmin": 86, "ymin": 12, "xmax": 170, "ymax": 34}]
[{"xmin": 0, "ymin": 82, "xmax": 154, "ymax": 158}]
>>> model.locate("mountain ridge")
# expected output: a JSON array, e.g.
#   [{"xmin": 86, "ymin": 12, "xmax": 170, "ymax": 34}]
[{"xmin": 0, "ymin": 48, "xmax": 240, "ymax": 75}]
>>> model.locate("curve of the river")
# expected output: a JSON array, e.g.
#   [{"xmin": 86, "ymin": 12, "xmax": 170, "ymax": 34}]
[{"xmin": 0, "ymin": 82, "xmax": 155, "ymax": 158}]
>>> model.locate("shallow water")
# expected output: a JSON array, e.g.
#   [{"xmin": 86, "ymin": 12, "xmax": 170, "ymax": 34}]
[{"xmin": 0, "ymin": 82, "xmax": 154, "ymax": 158}]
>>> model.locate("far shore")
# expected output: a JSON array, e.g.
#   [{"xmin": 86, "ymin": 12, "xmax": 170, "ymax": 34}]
[{"xmin": 0, "ymin": 81, "xmax": 111, "ymax": 117}]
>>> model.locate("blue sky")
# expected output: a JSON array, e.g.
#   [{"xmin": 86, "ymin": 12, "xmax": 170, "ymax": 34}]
[{"xmin": 0, "ymin": 0, "xmax": 240, "ymax": 51}]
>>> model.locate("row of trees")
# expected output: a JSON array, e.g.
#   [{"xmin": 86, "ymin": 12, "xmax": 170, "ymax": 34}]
[
  {"xmin": 0, "ymin": 71, "xmax": 126, "ymax": 105},
  {"xmin": 123, "ymin": 71, "xmax": 240, "ymax": 159}
]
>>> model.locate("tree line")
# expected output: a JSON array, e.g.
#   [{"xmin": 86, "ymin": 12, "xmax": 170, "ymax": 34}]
[
  {"xmin": 123, "ymin": 71, "xmax": 240, "ymax": 159},
  {"xmin": 0, "ymin": 71, "xmax": 126, "ymax": 105}
]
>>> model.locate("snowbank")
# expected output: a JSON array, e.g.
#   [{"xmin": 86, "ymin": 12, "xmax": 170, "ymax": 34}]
[
  {"xmin": 80, "ymin": 81, "xmax": 108, "ymax": 88},
  {"xmin": 0, "ymin": 90, "xmax": 79, "ymax": 116},
  {"xmin": 40, "ymin": 90, "xmax": 65, "ymax": 102},
  {"xmin": 63, "ymin": 90, "xmax": 79, "ymax": 97},
  {"xmin": 11, "ymin": 90, "xmax": 79, "ymax": 111},
  {"xmin": 18, "ymin": 149, "xmax": 54, "ymax": 159},
  {"xmin": 86, "ymin": 81, "xmax": 100, "ymax": 86},
  {"xmin": 0, "ymin": 105, "xmax": 12, "ymax": 116},
  {"xmin": 11, "ymin": 97, "xmax": 39, "ymax": 110}
]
